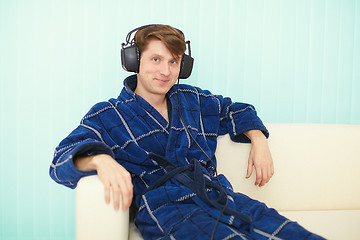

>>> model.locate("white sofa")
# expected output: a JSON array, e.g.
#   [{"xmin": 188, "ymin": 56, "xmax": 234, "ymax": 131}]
[{"xmin": 75, "ymin": 123, "xmax": 360, "ymax": 240}]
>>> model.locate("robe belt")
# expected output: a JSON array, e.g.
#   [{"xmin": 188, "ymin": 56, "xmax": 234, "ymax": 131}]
[{"xmin": 143, "ymin": 153, "xmax": 252, "ymax": 224}]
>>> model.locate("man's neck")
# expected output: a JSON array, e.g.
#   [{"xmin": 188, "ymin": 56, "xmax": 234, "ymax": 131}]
[
  {"xmin": 135, "ymin": 89, "xmax": 169, "ymax": 122},
  {"xmin": 149, "ymin": 96, "xmax": 169, "ymax": 122}
]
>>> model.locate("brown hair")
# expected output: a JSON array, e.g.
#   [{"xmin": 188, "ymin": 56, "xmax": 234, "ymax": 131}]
[{"xmin": 134, "ymin": 25, "xmax": 186, "ymax": 60}]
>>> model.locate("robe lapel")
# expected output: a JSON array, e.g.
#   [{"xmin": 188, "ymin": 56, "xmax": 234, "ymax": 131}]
[{"xmin": 165, "ymin": 89, "xmax": 199, "ymax": 166}]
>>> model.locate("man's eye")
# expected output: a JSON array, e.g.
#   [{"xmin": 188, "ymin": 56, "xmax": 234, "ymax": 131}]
[
  {"xmin": 170, "ymin": 60, "xmax": 177, "ymax": 64},
  {"xmin": 153, "ymin": 58, "xmax": 159, "ymax": 62}
]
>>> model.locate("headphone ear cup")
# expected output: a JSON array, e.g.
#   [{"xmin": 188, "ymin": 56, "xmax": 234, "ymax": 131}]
[
  {"xmin": 121, "ymin": 45, "xmax": 140, "ymax": 73},
  {"xmin": 179, "ymin": 54, "xmax": 194, "ymax": 79}
]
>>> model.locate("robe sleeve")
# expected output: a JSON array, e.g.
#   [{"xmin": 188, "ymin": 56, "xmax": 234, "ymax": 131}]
[
  {"xmin": 217, "ymin": 96, "xmax": 269, "ymax": 143},
  {"xmin": 49, "ymin": 102, "xmax": 115, "ymax": 189}
]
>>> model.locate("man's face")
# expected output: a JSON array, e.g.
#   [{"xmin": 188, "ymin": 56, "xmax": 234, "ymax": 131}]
[{"xmin": 136, "ymin": 39, "xmax": 182, "ymax": 99}]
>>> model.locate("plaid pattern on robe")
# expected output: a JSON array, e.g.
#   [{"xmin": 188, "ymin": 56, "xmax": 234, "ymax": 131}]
[{"xmin": 50, "ymin": 75, "xmax": 325, "ymax": 240}]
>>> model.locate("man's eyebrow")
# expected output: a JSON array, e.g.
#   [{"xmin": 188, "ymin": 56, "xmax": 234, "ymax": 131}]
[
  {"xmin": 150, "ymin": 54, "xmax": 180, "ymax": 61},
  {"xmin": 150, "ymin": 53, "xmax": 161, "ymax": 58},
  {"xmin": 149, "ymin": 54, "xmax": 165, "ymax": 59}
]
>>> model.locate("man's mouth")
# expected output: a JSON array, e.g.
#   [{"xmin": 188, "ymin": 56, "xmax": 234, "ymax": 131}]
[{"xmin": 154, "ymin": 78, "xmax": 170, "ymax": 83}]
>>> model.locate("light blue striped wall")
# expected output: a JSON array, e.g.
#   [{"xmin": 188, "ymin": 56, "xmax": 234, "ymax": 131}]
[{"xmin": 0, "ymin": 0, "xmax": 359, "ymax": 239}]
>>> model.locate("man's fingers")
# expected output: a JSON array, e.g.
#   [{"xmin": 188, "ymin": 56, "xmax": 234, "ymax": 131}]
[
  {"xmin": 257, "ymin": 164, "xmax": 274, "ymax": 187},
  {"xmin": 268, "ymin": 164, "xmax": 274, "ymax": 181},
  {"xmin": 246, "ymin": 159, "xmax": 254, "ymax": 179},
  {"xmin": 112, "ymin": 184, "xmax": 121, "ymax": 210},
  {"xmin": 259, "ymin": 169, "xmax": 268, "ymax": 187},
  {"xmin": 104, "ymin": 183, "xmax": 111, "ymax": 204},
  {"xmin": 255, "ymin": 168, "xmax": 262, "ymax": 186},
  {"xmin": 116, "ymin": 178, "xmax": 133, "ymax": 211}
]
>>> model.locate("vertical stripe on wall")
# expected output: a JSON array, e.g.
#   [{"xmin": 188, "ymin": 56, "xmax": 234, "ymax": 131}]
[{"xmin": 0, "ymin": 0, "xmax": 359, "ymax": 239}]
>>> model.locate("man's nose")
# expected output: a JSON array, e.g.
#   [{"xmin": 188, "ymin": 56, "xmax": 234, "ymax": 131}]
[{"xmin": 160, "ymin": 62, "xmax": 170, "ymax": 76}]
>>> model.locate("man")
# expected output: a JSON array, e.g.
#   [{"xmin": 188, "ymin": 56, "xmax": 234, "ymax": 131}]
[{"xmin": 50, "ymin": 24, "xmax": 324, "ymax": 239}]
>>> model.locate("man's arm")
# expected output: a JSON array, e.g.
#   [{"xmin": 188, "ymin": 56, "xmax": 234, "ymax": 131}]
[
  {"xmin": 74, "ymin": 154, "xmax": 133, "ymax": 211},
  {"xmin": 244, "ymin": 129, "xmax": 274, "ymax": 187}
]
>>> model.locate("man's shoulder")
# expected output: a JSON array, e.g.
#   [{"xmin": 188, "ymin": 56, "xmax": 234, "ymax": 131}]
[
  {"xmin": 89, "ymin": 95, "xmax": 135, "ymax": 112},
  {"xmin": 81, "ymin": 100, "xmax": 114, "ymax": 122}
]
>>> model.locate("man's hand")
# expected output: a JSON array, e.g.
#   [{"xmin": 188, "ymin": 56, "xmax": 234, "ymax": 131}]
[
  {"xmin": 244, "ymin": 130, "xmax": 274, "ymax": 187},
  {"xmin": 74, "ymin": 154, "xmax": 133, "ymax": 211}
]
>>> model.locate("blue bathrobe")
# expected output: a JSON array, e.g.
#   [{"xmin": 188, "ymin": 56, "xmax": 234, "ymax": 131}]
[{"xmin": 50, "ymin": 75, "xmax": 325, "ymax": 240}]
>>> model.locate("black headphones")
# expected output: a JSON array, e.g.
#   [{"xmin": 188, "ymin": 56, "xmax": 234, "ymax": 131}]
[{"xmin": 121, "ymin": 24, "xmax": 194, "ymax": 79}]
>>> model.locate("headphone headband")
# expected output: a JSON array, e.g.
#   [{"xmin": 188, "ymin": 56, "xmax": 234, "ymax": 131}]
[{"xmin": 121, "ymin": 24, "xmax": 194, "ymax": 79}]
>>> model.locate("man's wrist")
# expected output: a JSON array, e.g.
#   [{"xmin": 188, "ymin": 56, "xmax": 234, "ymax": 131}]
[
  {"xmin": 244, "ymin": 129, "xmax": 266, "ymax": 143},
  {"xmin": 74, "ymin": 155, "xmax": 98, "ymax": 172}
]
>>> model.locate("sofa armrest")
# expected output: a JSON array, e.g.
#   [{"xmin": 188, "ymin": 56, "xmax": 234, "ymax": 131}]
[{"xmin": 76, "ymin": 175, "xmax": 129, "ymax": 240}]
